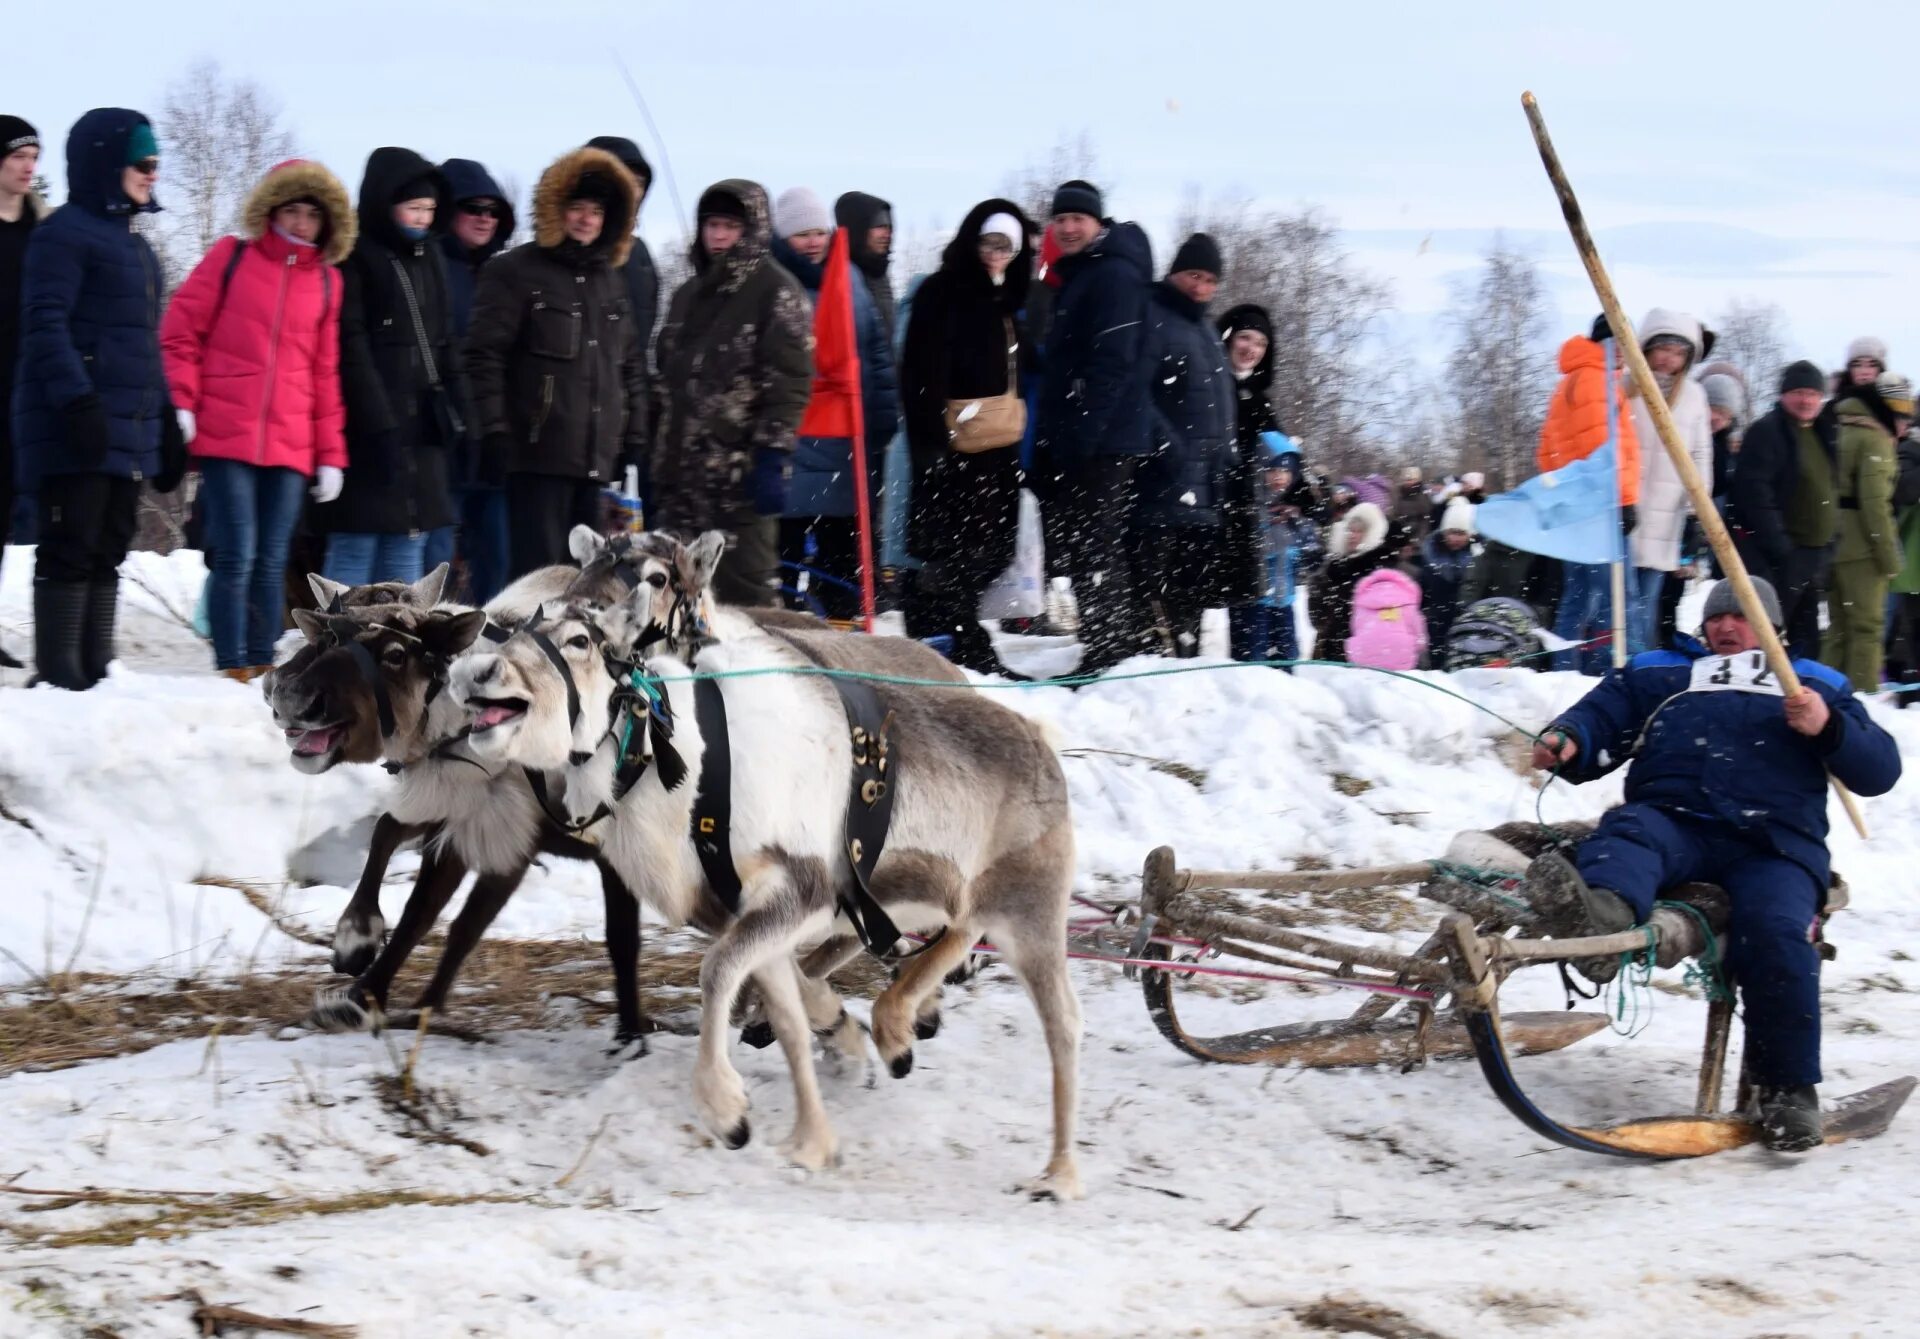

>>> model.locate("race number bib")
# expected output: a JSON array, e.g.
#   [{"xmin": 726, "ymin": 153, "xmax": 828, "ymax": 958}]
[{"xmin": 1688, "ymin": 650, "xmax": 1784, "ymax": 697}]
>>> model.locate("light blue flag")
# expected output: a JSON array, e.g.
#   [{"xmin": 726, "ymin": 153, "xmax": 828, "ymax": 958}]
[{"xmin": 1476, "ymin": 442, "xmax": 1624, "ymax": 564}]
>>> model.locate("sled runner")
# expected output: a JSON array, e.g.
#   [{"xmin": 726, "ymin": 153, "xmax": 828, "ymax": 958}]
[{"xmin": 1135, "ymin": 827, "xmax": 1916, "ymax": 1158}]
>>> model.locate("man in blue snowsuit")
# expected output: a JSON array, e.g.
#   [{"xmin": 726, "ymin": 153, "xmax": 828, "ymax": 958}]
[{"xmin": 1528, "ymin": 577, "xmax": 1901, "ymax": 1151}]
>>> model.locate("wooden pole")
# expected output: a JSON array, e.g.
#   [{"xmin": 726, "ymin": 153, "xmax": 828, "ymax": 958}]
[
  {"xmin": 1604, "ymin": 338, "xmax": 1628, "ymax": 668},
  {"xmin": 1521, "ymin": 91, "xmax": 1867, "ymax": 839}
]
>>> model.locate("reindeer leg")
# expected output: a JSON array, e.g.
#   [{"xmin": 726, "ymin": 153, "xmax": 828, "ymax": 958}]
[
  {"xmin": 410, "ymin": 865, "xmax": 529, "ymax": 1015},
  {"xmin": 693, "ymin": 873, "xmax": 825, "ymax": 1152},
  {"xmin": 599, "ymin": 860, "xmax": 650, "ymax": 1059},
  {"xmin": 755, "ymin": 958, "xmax": 840, "ymax": 1171},
  {"xmin": 870, "ymin": 926, "xmax": 978, "ymax": 1080},
  {"xmin": 331, "ymin": 814, "xmax": 432, "ymax": 977},
  {"xmin": 312, "ymin": 844, "xmax": 468, "ymax": 1033}
]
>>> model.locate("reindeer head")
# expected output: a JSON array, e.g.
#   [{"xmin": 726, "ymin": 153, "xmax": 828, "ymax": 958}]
[
  {"xmin": 306, "ymin": 564, "xmax": 450, "ymax": 618},
  {"xmin": 450, "ymin": 601, "xmax": 623, "ymax": 772},
  {"xmin": 565, "ymin": 526, "xmax": 726, "ymax": 654},
  {"xmin": 268, "ymin": 603, "xmax": 487, "ymax": 772}
]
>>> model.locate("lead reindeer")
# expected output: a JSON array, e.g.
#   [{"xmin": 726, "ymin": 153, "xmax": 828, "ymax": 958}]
[{"xmin": 450, "ymin": 531, "xmax": 1085, "ymax": 1198}]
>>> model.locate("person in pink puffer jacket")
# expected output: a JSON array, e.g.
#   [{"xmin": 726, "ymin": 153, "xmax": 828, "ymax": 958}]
[
  {"xmin": 1346, "ymin": 567, "xmax": 1427, "ymax": 669},
  {"xmin": 161, "ymin": 158, "xmax": 355, "ymax": 677}
]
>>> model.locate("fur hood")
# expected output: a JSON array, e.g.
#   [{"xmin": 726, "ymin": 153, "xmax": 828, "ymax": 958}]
[
  {"xmin": 1328, "ymin": 501, "xmax": 1389, "ymax": 557},
  {"xmin": 241, "ymin": 158, "xmax": 356, "ymax": 265},
  {"xmin": 691, "ymin": 177, "xmax": 774, "ymax": 283},
  {"xmin": 532, "ymin": 146, "xmax": 638, "ymax": 267}
]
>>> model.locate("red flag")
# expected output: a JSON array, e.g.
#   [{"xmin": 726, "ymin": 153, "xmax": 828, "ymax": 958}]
[{"xmin": 796, "ymin": 230, "xmax": 875, "ymax": 629}]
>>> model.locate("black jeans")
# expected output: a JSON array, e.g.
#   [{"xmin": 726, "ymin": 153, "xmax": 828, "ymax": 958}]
[
  {"xmin": 506, "ymin": 473, "xmax": 606, "ymax": 579},
  {"xmin": 35, "ymin": 472, "xmax": 140, "ymax": 583},
  {"xmin": 1779, "ymin": 544, "xmax": 1833, "ymax": 660},
  {"xmin": 779, "ymin": 516, "xmax": 864, "ymax": 620},
  {"xmin": 1035, "ymin": 455, "xmax": 1141, "ymax": 672}
]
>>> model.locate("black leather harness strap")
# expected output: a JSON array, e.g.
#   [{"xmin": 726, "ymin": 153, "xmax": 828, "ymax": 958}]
[
  {"xmin": 691, "ymin": 677, "xmax": 743, "ymax": 916},
  {"xmin": 828, "ymin": 676, "xmax": 904, "ymax": 959}
]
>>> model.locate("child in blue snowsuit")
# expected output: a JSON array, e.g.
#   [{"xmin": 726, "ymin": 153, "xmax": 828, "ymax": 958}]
[
  {"xmin": 1529, "ymin": 577, "xmax": 1901, "ymax": 1151},
  {"xmin": 1228, "ymin": 437, "xmax": 1322, "ymax": 666}
]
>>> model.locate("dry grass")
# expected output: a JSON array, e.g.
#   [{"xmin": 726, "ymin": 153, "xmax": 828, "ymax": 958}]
[
  {"xmin": 0, "ymin": 931, "xmax": 895, "ymax": 1079},
  {"xmin": 3, "ymin": 1187, "xmax": 539, "ymax": 1250}
]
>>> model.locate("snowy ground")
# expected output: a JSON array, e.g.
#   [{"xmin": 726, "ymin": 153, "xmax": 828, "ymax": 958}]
[{"xmin": 3, "ymin": 549, "xmax": 1919, "ymax": 1337}]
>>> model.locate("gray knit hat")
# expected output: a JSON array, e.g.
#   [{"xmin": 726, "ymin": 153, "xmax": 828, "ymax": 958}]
[
  {"xmin": 772, "ymin": 186, "xmax": 831, "ymax": 237},
  {"xmin": 1847, "ymin": 336, "xmax": 1888, "ymax": 370},
  {"xmin": 1702, "ymin": 577, "xmax": 1783, "ymax": 629},
  {"xmin": 1701, "ymin": 373, "xmax": 1746, "ymax": 420}
]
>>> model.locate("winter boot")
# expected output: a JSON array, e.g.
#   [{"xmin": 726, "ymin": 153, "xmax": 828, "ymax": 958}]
[
  {"xmin": 1752, "ymin": 1084, "xmax": 1823, "ymax": 1153},
  {"xmin": 0, "ymin": 640, "xmax": 21, "ymax": 670},
  {"xmin": 80, "ymin": 578, "xmax": 120, "ymax": 687},
  {"xmin": 30, "ymin": 581, "xmax": 91, "ymax": 691},
  {"xmin": 1525, "ymin": 852, "xmax": 1637, "ymax": 984}
]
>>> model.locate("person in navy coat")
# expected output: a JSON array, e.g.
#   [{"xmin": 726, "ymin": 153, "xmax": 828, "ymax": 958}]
[{"xmin": 1528, "ymin": 577, "xmax": 1901, "ymax": 1152}]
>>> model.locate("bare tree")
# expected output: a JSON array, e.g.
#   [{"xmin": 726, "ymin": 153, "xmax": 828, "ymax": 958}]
[
  {"xmin": 1002, "ymin": 132, "xmax": 1101, "ymax": 230},
  {"xmin": 1441, "ymin": 236, "xmax": 1553, "ymax": 488},
  {"xmin": 1712, "ymin": 297, "xmax": 1791, "ymax": 406},
  {"xmin": 155, "ymin": 59, "xmax": 295, "ymax": 288}
]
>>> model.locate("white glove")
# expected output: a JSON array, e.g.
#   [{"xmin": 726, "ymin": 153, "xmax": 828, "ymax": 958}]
[
  {"xmin": 310, "ymin": 464, "xmax": 344, "ymax": 504},
  {"xmin": 176, "ymin": 408, "xmax": 196, "ymax": 445}
]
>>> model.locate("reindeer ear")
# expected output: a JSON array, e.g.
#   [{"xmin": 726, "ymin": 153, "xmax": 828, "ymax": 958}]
[
  {"xmin": 410, "ymin": 563, "xmax": 449, "ymax": 609},
  {"xmin": 422, "ymin": 608, "xmax": 488, "ymax": 658},
  {"xmin": 682, "ymin": 530, "xmax": 729, "ymax": 595},
  {"xmin": 569, "ymin": 525, "xmax": 607, "ymax": 566},
  {"xmin": 308, "ymin": 573, "xmax": 350, "ymax": 608},
  {"xmin": 292, "ymin": 608, "xmax": 327, "ymax": 644}
]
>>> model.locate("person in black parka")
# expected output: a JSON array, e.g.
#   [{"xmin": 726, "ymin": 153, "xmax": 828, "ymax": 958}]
[
  {"xmin": 1031, "ymin": 180, "xmax": 1155, "ymax": 674},
  {"xmin": 900, "ymin": 198, "xmax": 1032, "ymax": 674},
  {"xmin": 1130, "ymin": 234, "xmax": 1236, "ymax": 657},
  {"xmin": 13, "ymin": 108, "xmax": 186, "ymax": 690},
  {"xmin": 586, "ymin": 136, "xmax": 661, "ymax": 355},
  {"xmin": 316, "ymin": 147, "xmax": 466, "ymax": 586},
  {"xmin": 0, "ymin": 113, "xmax": 49, "ymax": 669}
]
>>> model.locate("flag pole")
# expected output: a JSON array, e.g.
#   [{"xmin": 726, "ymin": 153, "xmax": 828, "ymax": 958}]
[
  {"xmin": 1604, "ymin": 338, "xmax": 1627, "ymax": 668},
  {"xmin": 1522, "ymin": 90, "xmax": 1866, "ymax": 839}
]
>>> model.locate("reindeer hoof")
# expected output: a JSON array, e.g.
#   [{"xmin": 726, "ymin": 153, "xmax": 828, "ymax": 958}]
[
  {"xmin": 330, "ymin": 921, "xmax": 386, "ymax": 978},
  {"xmin": 723, "ymin": 1118, "xmax": 751, "ymax": 1150},
  {"xmin": 739, "ymin": 1019, "xmax": 776, "ymax": 1050},
  {"xmin": 309, "ymin": 982, "xmax": 379, "ymax": 1034},
  {"xmin": 608, "ymin": 1029, "xmax": 651, "ymax": 1061},
  {"xmin": 889, "ymin": 1049, "xmax": 914, "ymax": 1080},
  {"xmin": 914, "ymin": 1012, "xmax": 942, "ymax": 1041}
]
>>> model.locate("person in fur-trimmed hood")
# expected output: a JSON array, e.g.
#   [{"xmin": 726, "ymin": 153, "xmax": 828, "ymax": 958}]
[
  {"xmin": 466, "ymin": 146, "xmax": 649, "ymax": 577},
  {"xmin": 1307, "ymin": 501, "xmax": 1411, "ymax": 662},
  {"xmin": 648, "ymin": 178, "xmax": 815, "ymax": 606},
  {"xmin": 1624, "ymin": 307, "xmax": 1713, "ymax": 651},
  {"xmin": 161, "ymin": 157, "xmax": 355, "ymax": 677}
]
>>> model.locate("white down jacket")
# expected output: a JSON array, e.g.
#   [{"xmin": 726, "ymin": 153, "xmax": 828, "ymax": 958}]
[{"xmin": 1627, "ymin": 307, "xmax": 1714, "ymax": 572}]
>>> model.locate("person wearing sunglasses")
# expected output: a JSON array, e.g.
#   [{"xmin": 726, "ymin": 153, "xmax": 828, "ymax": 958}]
[
  {"xmin": 434, "ymin": 158, "xmax": 516, "ymax": 604},
  {"xmin": 12, "ymin": 108, "xmax": 186, "ymax": 690}
]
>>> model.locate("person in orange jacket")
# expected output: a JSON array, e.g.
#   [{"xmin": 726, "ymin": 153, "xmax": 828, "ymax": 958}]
[{"xmin": 1539, "ymin": 314, "xmax": 1637, "ymax": 672}]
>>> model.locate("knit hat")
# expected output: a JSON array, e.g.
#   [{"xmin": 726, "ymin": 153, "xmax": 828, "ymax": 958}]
[
  {"xmin": 568, "ymin": 170, "xmax": 620, "ymax": 209},
  {"xmin": 1050, "ymin": 179, "xmax": 1103, "ymax": 220},
  {"xmin": 1588, "ymin": 313, "xmax": 1612, "ymax": 342},
  {"xmin": 978, "ymin": 211, "xmax": 1022, "ymax": 249},
  {"xmin": 1846, "ymin": 336, "xmax": 1888, "ymax": 371},
  {"xmin": 1169, "ymin": 232, "xmax": 1222, "ymax": 278},
  {"xmin": 1701, "ymin": 373, "xmax": 1746, "ymax": 417},
  {"xmin": 126, "ymin": 120, "xmax": 158, "ymax": 164},
  {"xmin": 0, "ymin": 115, "xmax": 38, "ymax": 156},
  {"xmin": 698, "ymin": 188, "xmax": 747, "ymax": 225},
  {"xmin": 773, "ymin": 185, "xmax": 831, "ymax": 237},
  {"xmin": 1779, "ymin": 360, "xmax": 1826, "ymax": 395},
  {"xmin": 1440, "ymin": 496, "xmax": 1476, "ymax": 536},
  {"xmin": 1702, "ymin": 577, "xmax": 1782, "ymax": 630},
  {"xmin": 1460, "ymin": 471, "xmax": 1486, "ymax": 492},
  {"xmin": 1879, "ymin": 372, "xmax": 1915, "ymax": 417},
  {"xmin": 393, "ymin": 173, "xmax": 439, "ymax": 205}
]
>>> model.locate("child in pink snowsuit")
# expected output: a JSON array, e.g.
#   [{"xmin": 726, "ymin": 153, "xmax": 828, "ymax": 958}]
[{"xmin": 1346, "ymin": 568, "xmax": 1427, "ymax": 669}]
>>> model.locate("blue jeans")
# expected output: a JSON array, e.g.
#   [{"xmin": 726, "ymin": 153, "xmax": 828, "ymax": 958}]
[
  {"xmin": 1228, "ymin": 601, "xmax": 1298, "ymax": 667},
  {"xmin": 1628, "ymin": 566, "xmax": 1667, "ymax": 654},
  {"xmin": 421, "ymin": 525, "xmax": 456, "ymax": 585},
  {"xmin": 200, "ymin": 458, "xmax": 307, "ymax": 669},
  {"xmin": 457, "ymin": 486, "xmax": 511, "ymax": 606},
  {"xmin": 1577, "ymin": 805, "xmax": 1824, "ymax": 1086},
  {"xmin": 323, "ymin": 531, "xmax": 427, "ymax": 588},
  {"xmin": 1553, "ymin": 561, "xmax": 1615, "ymax": 674}
]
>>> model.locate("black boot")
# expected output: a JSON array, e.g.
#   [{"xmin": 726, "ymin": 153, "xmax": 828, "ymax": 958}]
[
  {"xmin": 1752, "ymin": 1084, "xmax": 1823, "ymax": 1152},
  {"xmin": 0, "ymin": 640, "xmax": 21, "ymax": 669},
  {"xmin": 81, "ymin": 578, "xmax": 120, "ymax": 687},
  {"xmin": 30, "ymin": 581, "xmax": 91, "ymax": 691}
]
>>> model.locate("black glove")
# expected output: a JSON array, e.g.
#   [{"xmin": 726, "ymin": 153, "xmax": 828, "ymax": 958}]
[
  {"xmin": 479, "ymin": 432, "xmax": 513, "ymax": 488},
  {"xmin": 751, "ymin": 446, "xmax": 790, "ymax": 517},
  {"xmin": 1620, "ymin": 503, "xmax": 1637, "ymax": 535},
  {"xmin": 63, "ymin": 394, "xmax": 111, "ymax": 471},
  {"xmin": 153, "ymin": 400, "xmax": 188, "ymax": 494}
]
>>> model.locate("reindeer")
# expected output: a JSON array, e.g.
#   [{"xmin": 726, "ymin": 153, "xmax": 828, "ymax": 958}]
[{"xmin": 449, "ymin": 532, "xmax": 1084, "ymax": 1198}]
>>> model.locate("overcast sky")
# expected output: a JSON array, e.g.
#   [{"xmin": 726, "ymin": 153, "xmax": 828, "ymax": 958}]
[{"xmin": 15, "ymin": 0, "xmax": 1919, "ymax": 386}]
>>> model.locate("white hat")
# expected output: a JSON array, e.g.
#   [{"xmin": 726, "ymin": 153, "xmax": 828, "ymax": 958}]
[
  {"xmin": 1441, "ymin": 496, "xmax": 1476, "ymax": 536},
  {"xmin": 1847, "ymin": 336, "xmax": 1888, "ymax": 369},
  {"xmin": 979, "ymin": 211, "xmax": 1022, "ymax": 250},
  {"xmin": 773, "ymin": 186, "xmax": 832, "ymax": 238}
]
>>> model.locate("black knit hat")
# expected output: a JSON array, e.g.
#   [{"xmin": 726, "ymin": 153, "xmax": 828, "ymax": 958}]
[
  {"xmin": 0, "ymin": 115, "xmax": 37, "ymax": 156},
  {"xmin": 1050, "ymin": 179, "xmax": 1103, "ymax": 220},
  {"xmin": 586, "ymin": 135, "xmax": 652, "ymax": 188},
  {"xmin": 1170, "ymin": 232, "xmax": 1222, "ymax": 278},
  {"xmin": 1589, "ymin": 312, "xmax": 1612, "ymax": 342},
  {"xmin": 568, "ymin": 170, "xmax": 620, "ymax": 208},
  {"xmin": 1779, "ymin": 359, "xmax": 1826, "ymax": 394},
  {"xmin": 698, "ymin": 188, "xmax": 747, "ymax": 224},
  {"xmin": 393, "ymin": 173, "xmax": 440, "ymax": 205}
]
